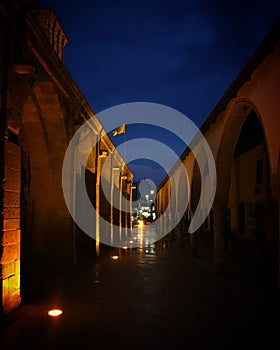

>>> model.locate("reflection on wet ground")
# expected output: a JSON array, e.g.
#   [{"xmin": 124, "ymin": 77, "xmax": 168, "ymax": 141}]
[
  {"xmin": 124, "ymin": 222, "xmax": 169, "ymax": 254},
  {"xmin": 0, "ymin": 225, "xmax": 278, "ymax": 349}
]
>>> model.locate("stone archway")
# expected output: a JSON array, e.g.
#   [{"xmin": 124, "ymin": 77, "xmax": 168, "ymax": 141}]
[
  {"xmin": 214, "ymin": 99, "xmax": 273, "ymax": 267},
  {"xmin": 19, "ymin": 80, "xmax": 72, "ymax": 299},
  {"xmin": 176, "ymin": 169, "xmax": 189, "ymax": 246},
  {"xmin": 19, "ymin": 90, "xmax": 50, "ymax": 300},
  {"xmin": 189, "ymin": 147, "xmax": 211, "ymax": 257}
]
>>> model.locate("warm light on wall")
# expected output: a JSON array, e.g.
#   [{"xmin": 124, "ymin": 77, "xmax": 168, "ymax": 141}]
[{"xmin": 111, "ymin": 255, "xmax": 119, "ymax": 260}]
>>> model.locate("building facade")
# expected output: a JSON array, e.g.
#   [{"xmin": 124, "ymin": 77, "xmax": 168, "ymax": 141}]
[
  {"xmin": 0, "ymin": 1, "xmax": 133, "ymax": 315},
  {"xmin": 156, "ymin": 19, "xmax": 280, "ymax": 290}
]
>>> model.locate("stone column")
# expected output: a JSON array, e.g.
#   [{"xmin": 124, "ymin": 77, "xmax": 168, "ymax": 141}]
[
  {"xmin": 95, "ymin": 138, "xmax": 101, "ymax": 257},
  {"xmin": 189, "ymin": 232, "xmax": 199, "ymax": 257},
  {"xmin": 1, "ymin": 140, "xmax": 21, "ymax": 313},
  {"xmin": 1, "ymin": 66, "xmax": 31, "ymax": 313},
  {"xmin": 130, "ymin": 182, "xmax": 133, "ymax": 232},
  {"xmin": 110, "ymin": 159, "xmax": 114, "ymax": 246},
  {"xmin": 189, "ymin": 210, "xmax": 199, "ymax": 258},
  {"xmin": 278, "ymin": 197, "xmax": 280, "ymax": 295},
  {"xmin": 119, "ymin": 175, "xmax": 123, "ymax": 245},
  {"xmin": 271, "ymin": 172, "xmax": 280, "ymax": 295},
  {"xmin": 112, "ymin": 167, "xmax": 120, "ymax": 246},
  {"xmin": 53, "ymin": 23, "xmax": 60, "ymax": 55},
  {"xmin": 124, "ymin": 179, "xmax": 128, "ymax": 238},
  {"xmin": 213, "ymin": 202, "xmax": 227, "ymax": 273}
]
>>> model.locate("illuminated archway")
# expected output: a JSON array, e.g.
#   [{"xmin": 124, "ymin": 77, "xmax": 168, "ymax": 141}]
[{"xmin": 20, "ymin": 81, "xmax": 71, "ymax": 299}]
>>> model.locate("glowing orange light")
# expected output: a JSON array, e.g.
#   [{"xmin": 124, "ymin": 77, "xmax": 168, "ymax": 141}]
[
  {"xmin": 48, "ymin": 309, "xmax": 63, "ymax": 317},
  {"xmin": 129, "ymin": 240, "xmax": 133, "ymax": 244},
  {"xmin": 111, "ymin": 255, "xmax": 119, "ymax": 260}
]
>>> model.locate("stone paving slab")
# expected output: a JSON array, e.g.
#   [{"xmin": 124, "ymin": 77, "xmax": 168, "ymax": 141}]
[{"xmin": 0, "ymin": 239, "xmax": 279, "ymax": 349}]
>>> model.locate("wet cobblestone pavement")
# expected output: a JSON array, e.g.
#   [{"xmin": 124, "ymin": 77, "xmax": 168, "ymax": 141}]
[{"xmin": 0, "ymin": 228, "xmax": 279, "ymax": 349}]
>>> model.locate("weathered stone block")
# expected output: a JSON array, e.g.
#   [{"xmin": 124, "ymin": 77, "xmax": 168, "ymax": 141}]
[
  {"xmin": 3, "ymin": 218, "xmax": 20, "ymax": 231},
  {"xmin": 16, "ymin": 229, "xmax": 21, "ymax": 242},
  {"xmin": 3, "ymin": 207, "xmax": 20, "ymax": 219},
  {"xmin": 2, "ymin": 291, "xmax": 21, "ymax": 314},
  {"xmin": 4, "ymin": 180, "xmax": 20, "ymax": 192},
  {"xmin": 4, "ymin": 167, "xmax": 20, "ymax": 182},
  {"xmin": 15, "ymin": 259, "xmax": 20, "ymax": 274},
  {"xmin": 8, "ymin": 274, "xmax": 20, "ymax": 292},
  {"xmin": 2, "ymin": 230, "xmax": 18, "ymax": 244},
  {"xmin": 4, "ymin": 153, "xmax": 20, "ymax": 170},
  {"xmin": 3, "ymin": 191, "xmax": 20, "ymax": 207},
  {"xmin": 2, "ymin": 261, "xmax": 15, "ymax": 279},
  {"xmin": 2, "ymin": 278, "xmax": 9, "ymax": 298},
  {"xmin": 1, "ymin": 243, "xmax": 19, "ymax": 262},
  {"xmin": 5, "ymin": 140, "xmax": 20, "ymax": 157}
]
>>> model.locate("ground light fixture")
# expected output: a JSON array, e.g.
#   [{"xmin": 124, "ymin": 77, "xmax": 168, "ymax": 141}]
[
  {"xmin": 111, "ymin": 255, "xmax": 119, "ymax": 260},
  {"xmin": 48, "ymin": 309, "xmax": 63, "ymax": 317}
]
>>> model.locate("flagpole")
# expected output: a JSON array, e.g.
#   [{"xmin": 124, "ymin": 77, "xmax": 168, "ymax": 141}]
[
  {"xmin": 124, "ymin": 129, "xmax": 126, "ymax": 166},
  {"xmin": 112, "ymin": 124, "xmax": 127, "ymax": 244}
]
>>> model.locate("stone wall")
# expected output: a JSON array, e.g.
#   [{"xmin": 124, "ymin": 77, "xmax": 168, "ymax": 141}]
[{"xmin": 1, "ymin": 140, "xmax": 21, "ymax": 313}]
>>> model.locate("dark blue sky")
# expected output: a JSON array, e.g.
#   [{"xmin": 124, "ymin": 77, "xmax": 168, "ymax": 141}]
[{"xmin": 40, "ymin": 0, "xmax": 279, "ymax": 185}]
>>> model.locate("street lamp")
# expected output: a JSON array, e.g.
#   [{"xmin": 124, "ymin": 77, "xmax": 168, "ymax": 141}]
[{"xmin": 99, "ymin": 150, "xmax": 108, "ymax": 158}]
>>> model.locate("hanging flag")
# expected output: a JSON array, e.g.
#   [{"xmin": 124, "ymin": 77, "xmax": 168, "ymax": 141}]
[{"xmin": 112, "ymin": 124, "xmax": 126, "ymax": 136}]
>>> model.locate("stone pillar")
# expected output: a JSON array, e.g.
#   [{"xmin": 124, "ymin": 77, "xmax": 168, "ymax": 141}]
[
  {"xmin": 57, "ymin": 32, "xmax": 64, "ymax": 61},
  {"xmin": 124, "ymin": 180, "xmax": 128, "ymax": 238},
  {"xmin": 95, "ymin": 144, "xmax": 101, "ymax": 258},
  {"xmin": 271, "ymin": 171, "xmax": 280, "ymax": 295},
  {"xmin": 174, "ymin": 211, "xmax": 183, "ymax": 246},
  {"xmin": 188, "ymin": 210, "xmax": 199, "ymax": 257},
  {"xmin": 1, "ymin": 140, "xmax": 21, "ymax": 313},
  {"xmin": 110, "ymin": 162, "xmax": 114, "ymax": 246},
  {"xmin": 278, "ymin": 197, "xmax": 280, "ymax": 295},
  {"xmin": 213, "ymin": 203, "xmax": 227, "ymax": 272},
  {"xmin": 112, "ymin": 167, "xmax": 120, "ymax": 246},
  {"xmin": 189, "ymin": 232, "xmax": 199, "ymax": 257},
  {"xmin": 129, "ymin": 181, "xmax": 133, "ymax": 232},
  {"xmin": 53, "ymin": 23, "xmax": 60, "ymax": 55},
  {"xmin": 119, "ymin": 175, "xmax": 123, "ymax": 245}
]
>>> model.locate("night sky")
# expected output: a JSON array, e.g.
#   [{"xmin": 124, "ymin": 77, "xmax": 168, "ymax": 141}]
[{"xmin": 39, "ymin": 0, "xmax": 279, "ymax": 185}]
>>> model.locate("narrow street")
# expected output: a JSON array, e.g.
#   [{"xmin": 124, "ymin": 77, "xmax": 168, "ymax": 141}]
[{"xmin": 0, "ymin": 225, "xmax": 278, "ymax": 349}]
